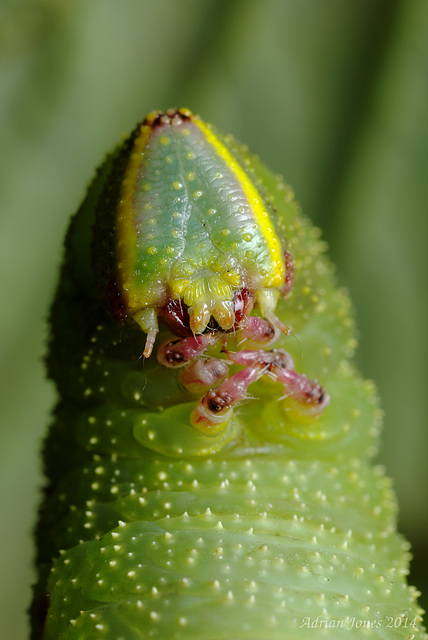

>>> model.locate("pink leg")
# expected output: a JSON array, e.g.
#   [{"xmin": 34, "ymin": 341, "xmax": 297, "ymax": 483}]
[
  {"xmin": 192, "ymin": 365, "xmax": 264, "ymax": 432},
  {"xmin": 239, "ymin": 315, "xmax": 280, "ymax": 346},
  {"xmin": 227, "ymin": 348, "xmax": 329, "ymax": 416},
  {"xmin": 225, "ymin": 348, "xmax": 295, "ymax": 371},
  {"xmin": 271, "ymin": 364, "xmax": 330, "ymax": 416},
  {"xmin": 180, "ymin": 358, "xmax": 229, "ymax": 394},
  {"xmin": 157, "ymin": 333, "xmax": 219, "ymax": 368}
]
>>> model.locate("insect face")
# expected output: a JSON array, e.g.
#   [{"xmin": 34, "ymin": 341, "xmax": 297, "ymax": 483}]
[{"xmin": 95, "ymin": 108, "xmax": 289, "ymax": 357}]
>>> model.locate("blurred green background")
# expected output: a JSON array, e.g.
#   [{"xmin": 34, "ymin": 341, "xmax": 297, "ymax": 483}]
[{"xmin": 1, "ymin": 1, "xmax": 427, "ymax": 637}]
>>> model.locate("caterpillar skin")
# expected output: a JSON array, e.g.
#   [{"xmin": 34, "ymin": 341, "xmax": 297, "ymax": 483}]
[{"xmin": 33, "ymin": 109, "xmax": 425, "ymax": 639}]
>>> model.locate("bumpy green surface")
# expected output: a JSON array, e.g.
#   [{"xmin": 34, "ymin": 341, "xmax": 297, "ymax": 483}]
[{"xmin": 33, "ymin": 123, "xmax": 426, "ymax": 639}]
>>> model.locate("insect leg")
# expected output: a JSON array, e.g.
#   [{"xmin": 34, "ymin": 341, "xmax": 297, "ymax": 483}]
[
  {"xmin": 239, "ymin": 315, "xmax": 281, "ymax": 346},
  {"xmin": 271, "ymin": 364, "xmax": 330, "ymax": 416},
  {"xmin": 225, "ymin": 348, "xmax": 295, "ymax": 370},
  {"xmin": 192, "ymin": 364, "xmax": 265, "ymax": 432},
  {"xmin": 227, "ymin": 348, "xmax": 329, "ymax": 417},
  {"xmin": 157, "ymin": 332, "xmax": 219, "ymax": 368},
  {"xmin": 180, "ymin": 358, "xmax": 229, "ymax": 394}
]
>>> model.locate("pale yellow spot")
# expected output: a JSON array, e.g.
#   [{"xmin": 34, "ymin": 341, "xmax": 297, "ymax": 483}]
[
  {"xmin": 186, "ymin": 151, "xmax": 195, "ymax": 160},
  {"xmin": 187, "ymin": 172, "xmax": 195, "ymax": 181},
  {"xmin": 172, "ymin": 211, "xmax": 180, "ymax": 218},
  {"xmin": 193, "ymin": 190, "xmax": 203, "ymax": 198},
  {"xmin": 143, "ymin": 183, "xmax": 151, "ymax": 192},
  {"xmin": 148, "ymin": 247, "xmax": 157, "ymax": 255},
  {"xmin": 221, "ymin": 228, "xmax": 230, "ymax": 236},
  {"xmin": 148, "ymin": 218, "xmax": 157, "ymax": 225},
  {"xmin": 208, "ymin": 208, "xmax": 216, "ymax": 216},
  {"xmin": 243, "ymin": 233, "xmax": 252, "ymax": 242},
  {"xmin": 160, "ymin": 136, "xmax": 170, "ymax": 145},
  {"xmin": 165, "ymin": 155, "xmax": 173, "ymax": 163},
  {"xmin": 172, "ymin": 181, "xmax": 182, "ymax": 190},
  {"xmin": 171, "ymin": 230, "xmax": 179, "ymax": 238}
]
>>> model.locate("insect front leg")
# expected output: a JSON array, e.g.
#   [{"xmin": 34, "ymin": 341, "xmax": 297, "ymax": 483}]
[
  {"xmin": 156, "ymin": 332, "xmax": 219, "ymax": 367},
  {"xmin": 227, "ymin": 348, "xmax": 330, "ymax": 417},
  {"xmin": 271, "ymin": 364, "xmax": 330, "ymax": 417},
  {"xmin": 158, "ymin": 331, "xmax": 230, "ymax": 394}
]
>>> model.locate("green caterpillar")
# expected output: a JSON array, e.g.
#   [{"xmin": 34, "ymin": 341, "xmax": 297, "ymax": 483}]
[{"xmin": 33, "ymin": 108, "xmax": 425, "ymax": 639}]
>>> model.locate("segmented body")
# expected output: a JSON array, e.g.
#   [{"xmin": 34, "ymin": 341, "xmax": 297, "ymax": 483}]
[{"xmin": 33, "ymin": 110, "xmax": 425, "ymax": 639}]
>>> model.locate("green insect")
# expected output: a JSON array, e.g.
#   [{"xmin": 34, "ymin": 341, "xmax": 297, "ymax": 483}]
[{"xmin": 33, "ymin": 109, "xmax": 425, "ymax": 639}]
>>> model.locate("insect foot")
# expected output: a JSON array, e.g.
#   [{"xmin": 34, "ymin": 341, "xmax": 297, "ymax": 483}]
[{"xmin": 191, "ymin": 365, "xmax": 265, "ymax": 432}]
